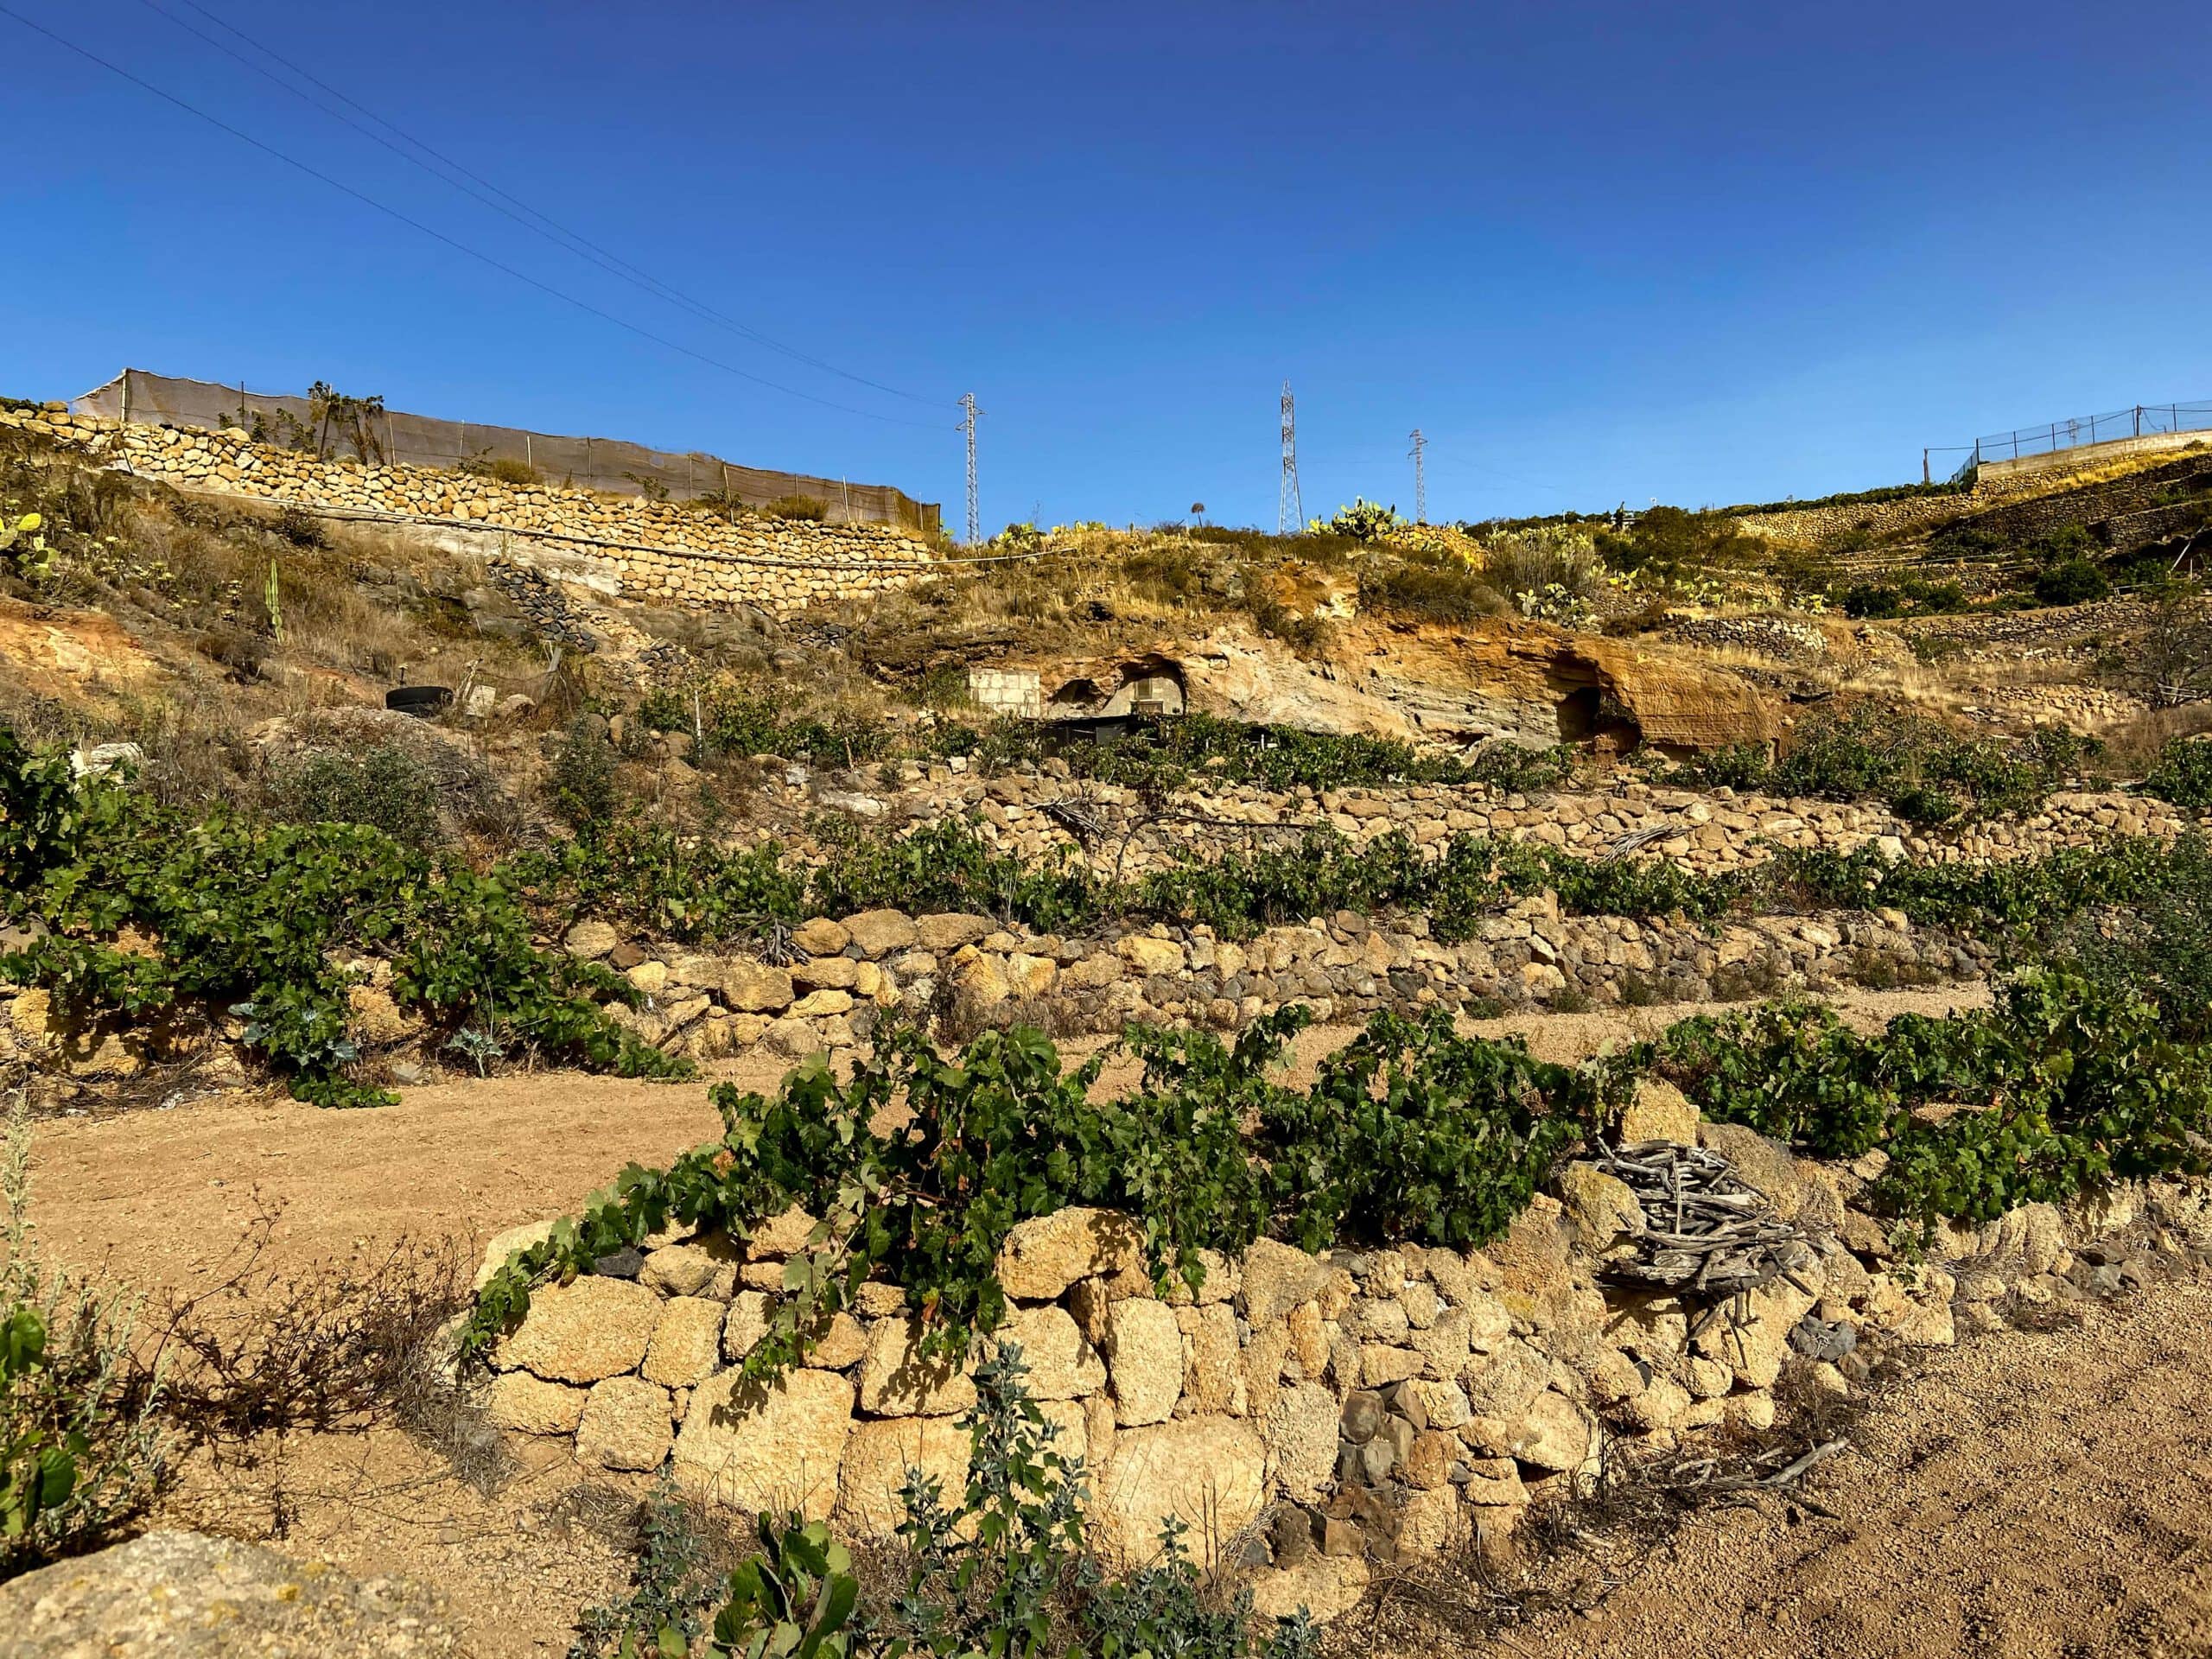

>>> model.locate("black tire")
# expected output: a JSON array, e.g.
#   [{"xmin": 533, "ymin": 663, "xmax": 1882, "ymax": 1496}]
[{"xmin": 385, "ymin": 684, "xmax": 454, "ymax": 718}]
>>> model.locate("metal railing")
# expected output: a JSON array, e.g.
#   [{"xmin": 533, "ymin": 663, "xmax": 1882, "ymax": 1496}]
[{"xmin": 1928, "ymin": 400, "xmax": 2212, "ymax": 478}]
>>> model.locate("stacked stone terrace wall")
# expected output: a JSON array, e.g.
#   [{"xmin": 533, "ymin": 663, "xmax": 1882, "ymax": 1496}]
[
  {"xmin": 0, "ymin": 405, "xmax": 944, "ymax": 615},
  {"xmin": 478, "ymin": 1103, "xmax": 2198, "ymax": 1617},
  {"xmin": 533, "ymin": 775, "xmax": 2180, "ymax": 1064}
]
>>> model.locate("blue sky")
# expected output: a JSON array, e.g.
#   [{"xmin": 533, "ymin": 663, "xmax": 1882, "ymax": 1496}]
[{"xmin": 6, "ymin": 0, "xmax": 2209, "ymax": 531}]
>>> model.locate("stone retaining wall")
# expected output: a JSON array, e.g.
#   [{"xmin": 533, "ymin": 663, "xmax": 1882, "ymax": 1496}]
[
  {"xmin": 797, "ymin": 768, "xmax": 2182, "ymax": 881},
  {"xmin": 478, "ymin": 1104, "xmax": 2199, "ymax": 1618},
  {"xmin": 555, "ymin": 899, "xmax": 1984, "ymax": 1068},
  {"xmin": 0, "ymin": 405, "xmax": 943, "ymax": 614}
]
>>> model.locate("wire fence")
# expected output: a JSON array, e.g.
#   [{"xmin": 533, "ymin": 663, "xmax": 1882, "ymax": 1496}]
[
  {"xmin": 71, "ymin": 368, "xmax": 942, "ymax": 533},
  {"xmin": 1928, "ymin": 399, "xmax": 2212, "ymax": 479}
]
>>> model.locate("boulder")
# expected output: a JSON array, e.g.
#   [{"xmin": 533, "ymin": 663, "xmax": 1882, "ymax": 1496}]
[
  {"xmin": 484, "ymin": 1371, "xmax": 588, "ymax": 1435},
  {"xmin": 640, "ymin": 1240, "xmax": 738, "ymax": 1298},
  {"xmin": 643, "ymin": 1296, "xmax": 729, "ymax": 1389},
  {"xmin": 1460, "ymin": 1337, "xmax": 1549, "ymax": 1422},
  {"xmin": 672, "ymin": 1369, "xmax": 855, "ymax": 1521},
  {"xmin": 995, "ymin": 1207, "xmax": 1145, "ymax": 1301},
  {"xmin": 1267, "ymin": 1382, "xmax": 1340, "ymax": 1501},
  {"xmin": 844, "ymin": 910, "xmax": 921, "ymax": 958},
  {"xmin": 791, "ymin": 918, "xmax": 851, "ymax": 957},
  {"xmin": 723, "ymin": 961, "xmax": 796, "ymax": 1014},
  {"xmin": 1508, "ymin": 1390, "xmax": 1593, "ymax": 1472},
  {"xmin": 1104, "ymin": 1299, "xmax": 1183, "ymax": 1426},
  {"xmin": 1096, "ymin": 1419, "xmax": 1268, "ymax": 1566},
  {"xmin": 1117, "ymin": 936, "xmax": 1186, "ymax": 976},
  {"xmin": 495, "ymin": 1275, "xmax": 662, "ymax": 1385},
  {"xmin": 1618, "ymin": 1078, "xmax": 1700, "ymax": 1144},
  {"xmin": 474, "ymin": 1217, "xmax": 556, "ymax": 1291},
  {"xmin": 576, "ymin": 1376, "xmax": 675, "ymax": 1471},
  {"xmin": 1237, "ymin": 1238, "xmax": 1334, "ymax": 1329},
  {"xmin": 1179, "ymin": 1303, "xmax": 1244, "ymax": 1415},
  {"xmin": 834, "ymin": 1416, "xmax": 974, "ymax": 1539},
  {"xmin": 723, "ymin": 1291, "xmax": 771, "ymax": 1363},
  {"xmin": 564, "ymin": 920, "xmax": 619, "ymax": 959},
  {"xmin": 858, "ymin": 1319, "xmax": 977, "ymax": 1416},
  {"xmin": 1692, "ymin": 1267, "xmax": 1821, "ymax": 1387},
  {"xmin": 1695, "ymin": 1123, "xmax": 1808, "ymax": 1221},
  {"xmin": 916, "ymin": 912, "xmax": 994, "ymax": 951},
  {"xmin": 1558, "ymin": 1162, "xmax": 1646, "ymax": 1255},
  {"xmin": 998, "ymin": 1305, "xmax": 1107, "ymax": 1400},
  {"xmin": 1246, "ymin": 1554, "xmax": 1369, "ymax": 1623},
  {"xmin": 1395, "ymin": 1484, "xmax": 1468, "ymax": 1554},
  {"xmin": 0, "ymin": 1532, "xmax": 458, "ymax": 1656}
]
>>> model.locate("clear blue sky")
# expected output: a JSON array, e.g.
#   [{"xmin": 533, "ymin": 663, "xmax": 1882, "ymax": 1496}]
[{"xmin": 7, "ymin": 0, "xmax": 2209, "ymax": 531}]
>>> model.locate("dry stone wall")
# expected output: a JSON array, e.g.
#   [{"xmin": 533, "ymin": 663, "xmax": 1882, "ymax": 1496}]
[
  {"xmin": 478, "ymin": 1111, "xmax": 2202, "ymax": 1617},
  {"xmin": 564, "ymin": 899, "xmax": 1986, "ymax": 1069},
  {"xmin": 800, "ymin": 766, "xmax": 2183, "ymax": 881},
  {"xmin": 0, "ymin": 405, "xmax": 942, "ymax": 614},
  {"xmin": 541, "ymin": 774, "xmax": 2177, "ymax": 1064}
]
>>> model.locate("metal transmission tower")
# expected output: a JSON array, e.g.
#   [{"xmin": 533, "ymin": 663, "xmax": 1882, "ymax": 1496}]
[
  {"xmin": 958, "ymin": 392, "xmax": 980, "ymax": 545},
  {"xmin": 1408, "ymin": 428, "xmax": 1427, "ymax": 524},
  {"xmin": 1277, "ymin": 382, "xmax": 1302, "ymax": 534}
]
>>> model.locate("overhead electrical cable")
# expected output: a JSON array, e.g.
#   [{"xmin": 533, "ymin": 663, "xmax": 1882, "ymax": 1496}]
[
  {"xmin": 137, "ymin": 0, "xmax": 942, "ymax": 408},
  {"xmin": 0, "ymin": 3, "xmax": 950, "ymax": 429}
]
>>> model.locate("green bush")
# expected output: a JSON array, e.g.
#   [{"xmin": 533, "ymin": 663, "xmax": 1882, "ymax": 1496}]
[
  {"xmin": 274, "ymin": 745, "xmax": 443, "ymax": 851},
  {"xmin": 1641, "ymin": 969, "xmax": 2212, "ymax": 1230},
  {"xmin": 1674, "ymin": 703, "xmax": 2096, "ymax": 825},
  {"xmin": 2033, "ymin": 556, "xmax": 2111, "ymax": 606},
  {"xmin": 2142, "ymin": 736, "xmax": 2212, "ymax": 809},
  {"xmin": 0, "ymin": 726, "xmax": 683, "ymax": 1108},
  {"xmin": 550, "ymin": 716, "xmax": 620, "ymax": 831},
  {"xmin": 1258, "ymin": 1009, "xmax": 1605, "ymax": 1251},
  {"xmin": 464, "ymin": 1007, "xmax": 1613, "ymax": 1373}
]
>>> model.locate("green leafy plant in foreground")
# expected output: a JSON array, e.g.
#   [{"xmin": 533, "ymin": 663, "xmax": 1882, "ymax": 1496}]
[
  {"xmin": 703, "ymin": 1349, "xmax": 1318, "ymax": 1659},
  {"xmin": 2, "ymin": 1096, "xmax": 164, "ymax": 1580}
]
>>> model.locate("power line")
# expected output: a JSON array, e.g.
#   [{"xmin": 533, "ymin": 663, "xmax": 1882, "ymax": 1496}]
[
  {"xmin": 133, "ymin": 0, "xmax": 940, "ymax": 409},
  {"xmin": 0, "ymin": 3, "xmax": 949, "ymax": 430},
  {"xmin": 958, "ymin": 392, "xmax": 981, "ymax": 544},
  {"xmin": 1278, "ymin": 382, "xmax": 1302, "ymax": 534}
]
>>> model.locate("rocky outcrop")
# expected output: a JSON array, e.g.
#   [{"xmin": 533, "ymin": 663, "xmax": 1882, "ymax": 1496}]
[{"xmin": 0, "ymin": 1531, "xmax": 457, "ymax": 1656}]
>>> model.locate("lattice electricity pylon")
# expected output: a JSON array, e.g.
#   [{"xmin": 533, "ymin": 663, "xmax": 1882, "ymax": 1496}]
[
  {"xmin": 1408, "ymin": 427, "xmax": 1427, "ymax": 524},
  {"xmin": 958, "ymin": 392, "xmax": 980, "ymax": 545},
  {"xmin": 1278, "ymin": 382, "xmax": 1302, "ymax": 534}
]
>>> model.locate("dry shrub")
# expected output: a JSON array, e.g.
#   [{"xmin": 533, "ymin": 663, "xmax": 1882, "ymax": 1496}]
[
  {"xmin": 144, "ymin": 1203, "xmax": 499, "ymax": 1505},
  {"xmin": 2, "ymin": 1090, "xmax": 168, "ymax": 1578}
]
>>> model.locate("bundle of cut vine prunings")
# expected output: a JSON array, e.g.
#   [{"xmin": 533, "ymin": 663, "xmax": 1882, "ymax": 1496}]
[{"xmin": 1594, "ymin": 1140, "xmax": 1817, "ymax": 1334}]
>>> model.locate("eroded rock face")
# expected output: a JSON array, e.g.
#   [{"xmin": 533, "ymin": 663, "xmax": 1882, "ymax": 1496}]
[{"xmin": 0, "ymin": 1531, "xmax": 458, "ymax": 1656}]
